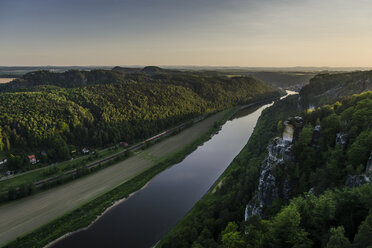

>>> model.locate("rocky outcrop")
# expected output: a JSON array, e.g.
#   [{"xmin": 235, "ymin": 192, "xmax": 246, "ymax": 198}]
[
  {"xmin": 345, "ymin": 175, "xmax": 370, "ymax": 188},
  {"xmin": 335, "ymin": 133, "xmax": 348, "ymax": 148},
  {"xmin": 282, "ymin": 122, "xmax": 294, "ymax": 143},
  {"xmin": 245, "ymin": 117, "xmax": 303, "ymax": 220},
  {"xmin": 311, "ymin": 125, "xmax": 321, "ymax": 148}
]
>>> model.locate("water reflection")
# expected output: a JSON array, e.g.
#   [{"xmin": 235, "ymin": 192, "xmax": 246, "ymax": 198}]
[{"xmin": 52, "ymin": 103, "xmax": 272, "ymax": 248}]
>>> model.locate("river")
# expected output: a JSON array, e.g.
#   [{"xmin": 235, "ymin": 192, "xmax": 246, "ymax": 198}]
[{"xmin": 51, "ymin": 96, "xmax": 292, "ymax": 248}]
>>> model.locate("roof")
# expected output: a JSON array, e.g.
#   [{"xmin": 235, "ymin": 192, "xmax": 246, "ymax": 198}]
[{"xmin": 28, "ymin": 155, "xmax": 36, "ymax": 159}]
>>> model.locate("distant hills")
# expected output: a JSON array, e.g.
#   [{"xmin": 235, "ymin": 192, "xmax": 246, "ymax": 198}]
[
  {"xmin": 300, "ymin": 70, "xmax": 372, "ymax": 107},
  {"xmin": 3, "ymin": 65, "xmax": 371, "ymax": 92}
]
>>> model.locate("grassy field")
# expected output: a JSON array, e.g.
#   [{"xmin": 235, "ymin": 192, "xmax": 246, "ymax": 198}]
[{"xmin": 0, "ymin": 109, "xmax": 234, "ymax": 247}]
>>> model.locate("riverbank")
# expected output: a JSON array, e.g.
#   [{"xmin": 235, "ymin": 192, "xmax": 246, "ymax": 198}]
[
  {"xmin": 157, "ymin": 93, "xmax": 300, "ymax": 247},
  {"xmin": 1, "ymin": 107, "xmax": 238, "ymax": 248}
]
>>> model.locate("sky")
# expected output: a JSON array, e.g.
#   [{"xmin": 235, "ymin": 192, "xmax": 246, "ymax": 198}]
[{"xmin": 1, "ymin": 0, "xmax": 372, "ymax": 67}]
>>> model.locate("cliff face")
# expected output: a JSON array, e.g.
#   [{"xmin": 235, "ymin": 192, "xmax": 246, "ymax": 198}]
[
  {"xmin": 245, "ymin": 115, "xmax": 372, "ymax": 220},
  {"xmin": 245, "ymin": 117, "xmax": 303, "ymax": 219},
  {"xmin": 245, "ymin": 114, "xmax": 372, "ymax": 220}
]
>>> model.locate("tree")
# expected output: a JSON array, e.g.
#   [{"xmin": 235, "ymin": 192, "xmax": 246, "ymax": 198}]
[
  {"xmin": 326, "ymin": 226, "xmax": 350, "ymax": 248},
  {"xmin": 277, "ymin": 120, "xmax": 284, "ymax": 133},
  {"xmin": 352, "ymin": 211, "xmax": 372, "ymax": 247},
  {"xmin": 5, "ymin": 137, "xmax": 10, "ymax": 151},
  {"xmin": 297, "ymin": 124, "xmax": 314, "ymax": 148},
  {"xmin": 266, "ymin": 205, "xmax": 312, "ymax": 248},
  {"xmin": 7, "ymin": 154, "xmax": 27, "ymax": 171},
  {"xmin": 8, "ymin": 187, "xmax": 17, "ymax": 200},
  {"xmin": 347, "ymin": 130, "xmax": 372, "ymax": 169},
  {"xmin": 244, "ymin": 215, "xmax": 268, "ymax": 248},
  {"xmin": 49, "ymin": 135, "xmax": 70, "ymax": 161},
  {"xmin": 0, "ymin": 128, "xmax": 4, "ymax": 151},
  {"xmin": 221, "ymin": 222, "xmax": 245, "ymax": 248},
  {"xmin": 322, "ymin": 113, "xmax": 341, "ymax": 148}
]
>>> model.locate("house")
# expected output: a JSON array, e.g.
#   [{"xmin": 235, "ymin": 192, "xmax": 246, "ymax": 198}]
[
  {"xmin": 0, "ymin": 159, "xmax": 7, "ymax": 169},
  {"xmin": 82, "ymin": 148, "xmax": 90, "ymax": 154},
  {"xmin": 120, "ymin": 142, "xmax": 129, "ymax": 147},
  {"xmin": 28, "ymin": 155, "xmax": 37, "ymax": 164}
]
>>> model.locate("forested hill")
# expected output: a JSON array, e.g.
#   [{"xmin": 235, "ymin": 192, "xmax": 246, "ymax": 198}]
[
  {"xmin": 0, "ymin": 68, "xmax": 279, "ymax": 171},
  {"xmin": 0, "ymin": 69, "xmax": 127, "ymax": 90},
  {"xmin": 300, "ymin": 70, "xmax": 372, "ymax": 108},
  {"xmin": 248, "ymin": 71, "xmax": 316, "ymax": 91},
  {"xmin": 159, "ymin": 74, "xmax": 372, "ymax": 247}
]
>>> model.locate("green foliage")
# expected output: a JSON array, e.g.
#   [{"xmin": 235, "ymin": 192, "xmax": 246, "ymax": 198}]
[
  {"xmin": 0, "ymin": 128, "xmax": 4, "ymax": 152},
  {"xmin": 326, "ymin": 226, "xmax": 350, "ymax": 248},
  {"xmin": 352, "ymin": 210, "xmax": 372, "ymax": 248},
  {"xmin": 265, "ymin": 205, "xmax": 312, "ymax": 248},
  {"xmin": 277, "ymin": 120, "xmax": 284, "ymax": 133},
  {"xmin": 0, "ymin": 69, "xmax": 278, "ymax": 171},
  {"xmin": 295, "ymin": 92, "xmax": 372, "ymax": 194},
  {"xmin": 243, "ymin": 184, "xmax": 371, "ymax": 248},
  {"xmin": 300, "ymin": 70, "xmax": 372, "ymax": 107},
  {"xmin": 347, "ymin": 130, "xmax": 372, "ymax": 169},
  {"xmin": 221, "ymin": 222, "xmax": 245, "ymax": 248}
]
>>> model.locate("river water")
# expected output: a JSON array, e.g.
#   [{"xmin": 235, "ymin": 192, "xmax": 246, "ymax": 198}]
[{"xmin": 51, "ymin": 101, "xmax": 276, "ymax": 248}]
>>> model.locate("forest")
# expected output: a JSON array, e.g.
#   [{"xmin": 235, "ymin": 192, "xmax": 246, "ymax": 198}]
[
  {"xmin": 0, "ymin": 68, "xmax": 279, "ymax": 172},
  {"xmin": 300, "ymin": 70, "xmax": 372, "ymax": 107},
  {"xmin": 158, "ymin": 71, "xmax": 372, "ymax": 248}
]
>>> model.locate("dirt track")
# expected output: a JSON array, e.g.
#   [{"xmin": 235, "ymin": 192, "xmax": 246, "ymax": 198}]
[{"xmin": 0, "ymin": 111, "xmax": 224, "ymax": 246}]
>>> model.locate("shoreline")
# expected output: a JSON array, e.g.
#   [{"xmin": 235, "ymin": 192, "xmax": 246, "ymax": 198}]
[{"xmin": 44, "ymin": 180, "xmax": 152, "ymax": 248}]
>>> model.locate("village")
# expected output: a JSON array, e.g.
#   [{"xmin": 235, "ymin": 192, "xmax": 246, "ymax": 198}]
[{"xmin": 0, "ymin": 146, "xmax": 101, "ymax": 180}]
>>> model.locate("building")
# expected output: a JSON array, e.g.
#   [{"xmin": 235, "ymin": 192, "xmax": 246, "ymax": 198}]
[
  {"xmin": 28, "ymin": 155, "xmax": 37, "ymax": 164},
  {"xmin": 82, "ymin": 148, "xmax": 90, "ymax": 154},
  {"xmin": 120, "ymin": 142, "xmax": 129, "ymax": 147},
  {"xmin": 0, "ymin": 159, "xmax": 7, "ymax": 169}
]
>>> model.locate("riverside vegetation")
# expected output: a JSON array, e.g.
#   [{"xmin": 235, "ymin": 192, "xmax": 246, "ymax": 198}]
[{"xmin": 158, "ymin": 70, "xmax": 372, "ymax": 248}]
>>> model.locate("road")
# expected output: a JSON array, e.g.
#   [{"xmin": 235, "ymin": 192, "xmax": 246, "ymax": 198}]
[{"xmin": 0, "ymin": 111, "xmax": 225, "ymax": 247}]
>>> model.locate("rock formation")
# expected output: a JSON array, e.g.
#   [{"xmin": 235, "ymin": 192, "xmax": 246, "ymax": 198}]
[{"xmin": 245, "ymin": 117, "xmax": 303, "ymax": 220}]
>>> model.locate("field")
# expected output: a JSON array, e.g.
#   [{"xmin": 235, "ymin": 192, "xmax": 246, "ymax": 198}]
[
  {"xmin": 0, "ymin": 110, "xmax": 226, "ymax": 247},
  {"xmin": 0, "ymin": 78, "xmax": 14, "ymax": 84}
]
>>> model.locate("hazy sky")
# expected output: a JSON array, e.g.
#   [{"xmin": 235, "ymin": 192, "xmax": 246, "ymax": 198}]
[{"xmin": 1, "ymin": 0, "xmax": 372, "ymax": 66}]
